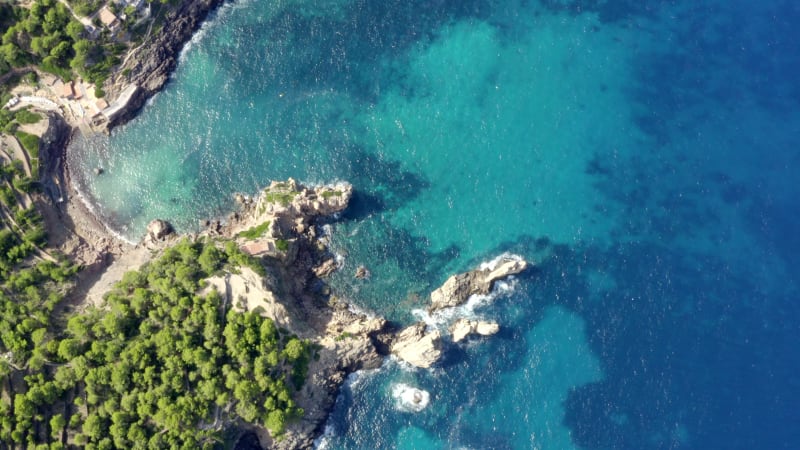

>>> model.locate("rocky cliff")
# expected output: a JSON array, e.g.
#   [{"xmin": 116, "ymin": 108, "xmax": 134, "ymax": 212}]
[
  {"xmin": 104, "ymin": 0, "xmax": 227, "ymax": 129},
  {"xmin": 37, "ymin": 112, "xmax": 71, "ymax": 204},
  {"xmin": 198, "ymin": 180, "xmax": 386, "ymax": 449}
]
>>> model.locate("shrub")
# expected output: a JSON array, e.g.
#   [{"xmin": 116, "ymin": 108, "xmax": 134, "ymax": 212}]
[
  {"xmin": 237, "ymin": 221, "xmax": 270, "ymax": 239},
  {"xmin": 15, "ymin": 131, "xmax": 39, "ymax": 158},
  {"xmin": 14, "ymin": 109, "xmax": 41, "ymax": 125}
]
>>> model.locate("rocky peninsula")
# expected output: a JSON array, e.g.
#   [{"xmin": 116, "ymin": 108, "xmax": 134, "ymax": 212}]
[{"xmin": 1, "ymin": 0, "xmax": 535, "ymax": 446}]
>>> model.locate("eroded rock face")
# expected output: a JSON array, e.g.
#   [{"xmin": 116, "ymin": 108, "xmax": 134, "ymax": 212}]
[
  {"xmin": 430, "ymin": 258, "xmax": 528, "ymax": 311},
  {"xmin": 230, "ymin": 179, "xmax": 353, "ymax": 258},
  {"xmin": 277, "ymin": 307, "xmax": 386, "ymax": 450},
  {"xmin": 105, "ymin": 0, "xmax": 227, "ymax": 129},
  {"xmin": 390, "ymin": 322, "xmax": 442, "ymax": 368},
  {"xmin": 38, "ymin": 112, "xmax": 71, "ymax": 203},
  {"xmin": 450, "ymin": 318, "xmax": 500, "ymax": 343}
]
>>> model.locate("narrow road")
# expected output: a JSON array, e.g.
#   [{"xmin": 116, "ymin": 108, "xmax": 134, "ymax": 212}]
[{"xmin": 56, "ymin": 0, "xmax": 95, "ymax": 28}]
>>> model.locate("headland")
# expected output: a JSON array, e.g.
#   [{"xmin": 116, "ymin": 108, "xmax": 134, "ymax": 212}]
[{"xmin": 0, "ymin": 0, "xmax": 531, "ymax": 447}]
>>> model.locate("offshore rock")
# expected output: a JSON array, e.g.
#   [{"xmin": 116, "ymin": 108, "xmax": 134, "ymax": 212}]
[
  {"xmin": 429, "ymin": 258, "xmax": 528, "ymax": 312},
  {"xmin": 354, "ymin": 265, "xmax": 370, "ymax": 279},
  {"xmin": 390, "ymin": 322, "xmax": 442, "ymax": 368},
  {"xmin": 450, "ymin": 318, "xmax": 500, "ymax": 343},
  {"xmin": 392, "ymin": 383, "xmax": 431, "ymax": 412}
]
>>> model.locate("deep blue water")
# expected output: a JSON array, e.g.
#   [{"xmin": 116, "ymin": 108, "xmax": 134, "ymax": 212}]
[{"xmin": 68, "ymin": 0, "xmax": 800, "ymax": 448}]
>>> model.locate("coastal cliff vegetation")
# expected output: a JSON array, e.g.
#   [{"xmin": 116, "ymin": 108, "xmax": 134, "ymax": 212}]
[
  {"xmin": 1, "ymin": 0, "xmax": 177, "ymax": 97},
  {"xmin": 0, "ymin": 177, "xmax": 312, "ymax": 449}
]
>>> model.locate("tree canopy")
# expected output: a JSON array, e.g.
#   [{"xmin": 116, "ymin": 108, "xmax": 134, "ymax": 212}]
[{"xmin": 0, "ymin": 230, "xmax": 312, "ymax": 447}]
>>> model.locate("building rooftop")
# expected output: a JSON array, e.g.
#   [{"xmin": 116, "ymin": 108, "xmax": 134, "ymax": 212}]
[
  {"xmin": 98, "ymin": 7, "xmax": 119, "ymax": 28},
  {"xmin": 59, "ymin": 81, "xmax": 74, "ymax": 99}
]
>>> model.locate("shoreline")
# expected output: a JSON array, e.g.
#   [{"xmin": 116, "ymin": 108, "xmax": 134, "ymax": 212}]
[
  {"xmin": 25, "ymin": 2, "xmax": 391, "ymax": 441},
  {"xmin": 33, "ymin": 0, "xmax": 232, "ymax": 272},
  {"xmin": 16, "ymin": 0, "xmax": 529, "ymax": 447}
]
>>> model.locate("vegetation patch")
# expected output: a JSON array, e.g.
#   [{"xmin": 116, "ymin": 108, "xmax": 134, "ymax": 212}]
[
  {"xmin": 14, "ymin": 131, "xmax": 39, "ymax": 158},
  {"xmin": 321, "ymin": 190, "xmax": 342, "ymax": 199},
  {"xmin": 13, "ymin": 109, "xmax": 41, "ymax": 125},
  {"xmin": 264, "ymin": 190, "xmax": 297, "ymax": 206},
  {"xmin": 0, "ymin": 0, "xmax": 126, "ymax": 85},
  {"xmin": 335, "ymin": 332, "xmax": 354, "ymax": 342},
  {"xmin": 238, "ymin": 220, "xmax": 271, "ymax": 239},
  {"xmin": 275, "ymin": 239, "xmax": 289, "ymax": 252},
  {"xmin": 0, "ymin": 237, "xmax": 312, "ymax": 447}
]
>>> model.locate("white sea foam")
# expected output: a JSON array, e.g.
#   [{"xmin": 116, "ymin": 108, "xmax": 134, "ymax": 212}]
[
  {"xmin": 177, "ymin": 1, "xmax": 230, "ymax": 62},
  {"xmin": 71, "ymin": 183, "xmax": 138, "ymax": 245},
  {"xmin": 391, "ymin": 383, "xmax": 430, "ymax": 412},
  {"xmin": 333, "ymin": 251, "xmax": 345, "ymax": 266},
  {"xmin": 314, "ymin": 366, "xmax": 381, "ymax": 449},
  {"xmin": 343, "ymin": 366, "xmax": 380, "ymax": 390},
  {"xmin": 176, "ymin": 0, "xmax": 254, "ymax": 63},
  {"xmin": 313, "ymin": 424, "xmax": 335, "ymax": 449},
  {"xmin": 412, "ymin": 254, "xmax": 523, "ymax": 335},
  {"xmin": 387, "ymin": 354, "xmax": 436, "ymax": 373},
  {"xmin": 345, "ymin": 301, "xmax": 377, "ymax": 320},
  {"xmin": 478, "ymin": 252, "xmax": 526, "ymax": 271}
]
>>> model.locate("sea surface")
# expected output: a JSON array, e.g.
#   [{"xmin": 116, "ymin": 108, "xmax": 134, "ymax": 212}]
[{"xmin": 68, "ymin": 0, "xmax": 800, "ymax": 448}]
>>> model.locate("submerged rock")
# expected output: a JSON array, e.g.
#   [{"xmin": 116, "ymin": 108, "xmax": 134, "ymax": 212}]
[
  {"xmin": 354, "ymin": 265, "xmax": 370, "ymax": 279},
  {"xmin": 429, "ymin": 257, "xmax": 528, "ymax": 311},
  {"xmin": 390, "ymin": 322, "xmax": 442, "ymax": 368}
]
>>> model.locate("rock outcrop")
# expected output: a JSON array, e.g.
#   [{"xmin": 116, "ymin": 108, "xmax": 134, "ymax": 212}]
[
  {"xmin": 37, "ymin": 113, "xmax": 71, "ymax": 204},
  {"xmin": 145, "ymin": 219, "xmax": 174, "ymax": 242},
  {"xmin": 227, "ymin": 178, "xmax": 352, "ymax": 260},
  {"xmin": 430, "ymin": 257, "xmax": 528, "ymax": 311},
  {"xmin": 275, "ymin": 307, "xmax": 385, "ymax": 449},
  {"xmin": 449, "ymin": 318, "xmax": 500, "ymax": 343},
  {"xmin": 390, "ymin": 322, "xmax": 442, "ymax": 368},
  {"xmin": 207, "ymin": 179, "xmax": 386, "ymax": 449},
  {"xmin": 392, "ymin": 383, "xmax": 430, "ymax": 412}
]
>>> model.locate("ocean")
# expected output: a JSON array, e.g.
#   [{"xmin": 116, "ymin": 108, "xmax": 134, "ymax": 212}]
[{"xmin": 67, "ymin": 0, "xmax": 800, "ymax": 448}]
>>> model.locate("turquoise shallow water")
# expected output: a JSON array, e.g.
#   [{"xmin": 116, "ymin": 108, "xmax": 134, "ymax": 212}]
[{"xmin": 69, "ymin": 0, "xmax": 800, "ymax": 448}]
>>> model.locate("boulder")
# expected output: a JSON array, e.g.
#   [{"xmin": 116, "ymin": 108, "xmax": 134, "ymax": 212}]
[
  {"xmin": 390, "ymin": 322, "xmax": 442, "ymax": 368},
  {"xmin": 145, "ymin": 219, "xmax": 174, "ymax": 241},
  {"xmin": 392, "ymin": 383, "xmax": 430, "ymax": 412},
  {"xmin": 450, "ymin": 318, "xmax": 500, "ymax": 343},
  {"xmin": 430, "ymin": 258, "xmax": 528, "ymax": 311},
  {"xmin": 474, "ymin": 321, "xmax": 500, "ymax": 336},
  {"xmin": 450, "ymin": 318, "xmax": 473, "ymax": 343}
]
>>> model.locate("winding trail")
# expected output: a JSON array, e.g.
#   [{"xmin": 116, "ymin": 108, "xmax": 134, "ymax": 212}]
[{"xmin": 56, "ymin": 0, "xmax": 95, "ymax": 28}]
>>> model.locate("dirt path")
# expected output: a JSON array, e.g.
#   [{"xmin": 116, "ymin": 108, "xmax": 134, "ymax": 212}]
[
  {"xmin": 3, "ymin": 135, "xmax": 32, "ymax": 179},
  {"xmin": 56, "ymin": 0, "xmax": 94, "ymax": 28},
  {"xmin": 80, "ymin": 245, "xmax": 152, "ymax": 308}
]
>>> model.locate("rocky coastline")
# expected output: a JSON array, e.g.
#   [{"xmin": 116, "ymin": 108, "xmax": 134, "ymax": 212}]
[
  {"xmin": 57, "ymin": 174, "xmax": 530, "ymax": 448},
  {"xmin": 103, "ymin": 0, "xmax": 228, "ymax": 130},
  {"xmin": 198, "ymin": 179, "xmax": 388, "ymax": 448},
  {"xmin": 21, "ymin": 0, "xmax": 534, "ymax": 446},
  {"xmin": 381, "ymin": 255, "xmax": 529, "ymax": 369}
]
